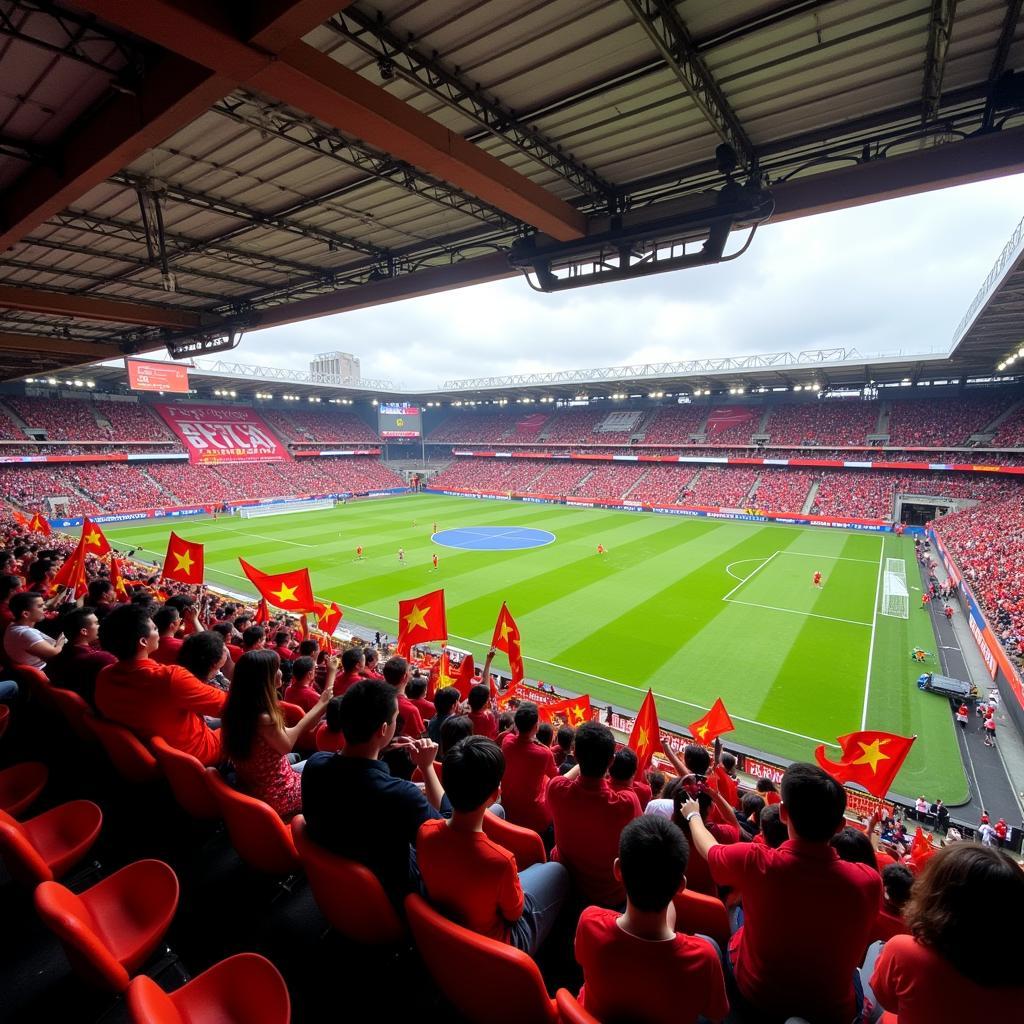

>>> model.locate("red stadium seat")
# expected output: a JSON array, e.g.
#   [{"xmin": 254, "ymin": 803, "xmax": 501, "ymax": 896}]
[
  {"xmin": 34, "ymin": 859, "xmax": 179, "ymax": 992},
  {"xmin": 290, "ymin": 814, "xmax": 404, "ymax": 944},
  {"xmin": 150, "ymin": 737, "xmax": 219, "ymax": 819},
  {"xmin": 0, "ymin": 703, "xmax": 9, "ymax": 738},
  {"xmin": 481, "ymin": 812, "xmax": 547, "ymax": 870},
  {"xmin": 405, "ymin": 893, "xmax": 559, "ymax": 1024},
  {"xmin": 672, "ymin": 888, "xmax": 730, "ymax": 951},
  {"xmin": 205, "ymin": 768, "xmax": 299, "ymax": 875},
  {"xmin": 556, "ymin": 988, "xmax": 601, "ymax": 1024},
  {"xmin": 0, "ymin": 800, "xmax": 102, "ymax": 885},
  {"xmin": 0, "ymin": 761, "xmax": 48, "ymax": 816},
  {"xmin": 84, "ymin": 714, "xmax": 160, "ymax": 783},
  {"xmin": 47, "ymin": 686, "xmax": 97, "ymax": 744},
  {"xmin": 313, "ymin": 721, "xmax": 344, "ymax": 752},
  {"xmin": 126, "ymin": 952, "xmax": 290, "ymax": 1024}
]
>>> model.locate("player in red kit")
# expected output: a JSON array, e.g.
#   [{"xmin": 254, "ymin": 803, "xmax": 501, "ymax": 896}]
[
  {"xmin": 355, "ymin": 545, "xmax": 364, "ymax": 560},
  {"xmin": 812, "ymin": 570, "xmax": 822, "ymax": 588},
  {"xmin": 431, "ymin": 553, "xmax": 439, "ymax": 572},
  {"xmin": 597, "ymin": 544, "xmax": 606, "ymax": 555}
]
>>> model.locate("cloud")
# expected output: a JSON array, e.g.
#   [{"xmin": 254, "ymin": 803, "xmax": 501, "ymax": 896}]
[{"xmin": 241, "ymin": 174, "xmax": 1024, "ymax": 388}]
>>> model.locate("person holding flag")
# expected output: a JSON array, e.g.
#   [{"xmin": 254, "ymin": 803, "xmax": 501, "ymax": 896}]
[
  {"xmin": 396, "ymin": 589, "xmax": 446, "ymax": 658},
  {"xmin": 81, "ymin": 517, "xmax": 112, "ymax": 556},
  {"xmin": 490, "ymin": 602, "xmax": 525, "ymax": 687},
  {"xmin": 162, "ymin": 532, "xmax": 204, "ymax": 587}
]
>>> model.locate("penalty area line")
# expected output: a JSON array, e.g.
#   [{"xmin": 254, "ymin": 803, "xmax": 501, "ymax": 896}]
[{"xmin": 721, "ymin": 551, "xmax": 778, "ymax": 602}]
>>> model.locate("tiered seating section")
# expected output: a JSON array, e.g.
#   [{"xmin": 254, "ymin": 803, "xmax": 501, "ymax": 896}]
[
  {"xmin": 885, "ymin": 397, "xmax": 1009, "ymax": 447},
  {"xmin": 765, "ymin": 400, "xmax": 880, "ymax": 445},
  {"xmin": 261, "ymin": 408, "xmax": 378, "ymax": 443}
]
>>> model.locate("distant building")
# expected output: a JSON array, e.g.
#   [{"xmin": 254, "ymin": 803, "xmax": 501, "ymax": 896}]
[{"xmin": 310, "ymin": 351, "xmax": 360, "ymax": 380}]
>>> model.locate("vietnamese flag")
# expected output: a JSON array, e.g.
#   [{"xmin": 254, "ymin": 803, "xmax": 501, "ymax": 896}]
[
  {"xmin": 497, "ymin": 679, "xmax": 523, "ymax": 707},
  {"xmin": 28, "ymin": 512, "xmax": 51, "ymax": 536},
  {"xmin": 815, "ymin": 730, "xmax": 916, "ymax": 799},
  {"xmin": 909, "ymin": 826, "xmax": 937, "ymax": 871},
  {"xmin": 240, "ymin": 558, "xmax": 315, "ymax": 612},
  {"xmin": 162, "ymin": 532, "xmax": 204, "ymax": 585},
  {"xmin": 81, "ymin": 517, "xmax": 111, "ymax": 556},
  {"xmin": 396, "ymin": 589, "xmax": 446, "ymax": 657},
  {"xmin": 109, "ymin": 556, "xmax": 130, "ymax": 601},
  {"xmin": 11, "ymin": 510, "xmax": 31, "ymax": 528},
  {"xmin": 431, "ymin": 649, "xmax": 457, "ymax": 699},
  {"xmin": 628, "ymin": 689, "xmax": 662, "ymax": 773},
  {"xmin": 51, "ymin": 537, "xmax": 88, "ymax": 599},
  {"xmin": 539, "ymin": 694, "xmax": 591, "ymax": 727},
  {"xmin": 713, "ymin": 763, "xmax": 740, "ymax": 809},
  {"xmin": 253, "ymin": 598, "xmax": 270, "ymax": 625},
  {"xmin": 453, "ymin": 653, "xmax": 476, "ymax": 700},
  {"xmin": 688, "ymin": 698, "xmax": 735, "ymax": 746},
  {"xmin": 314, "ymin": 601, "xmax": 343, "ymax": 636},
  {"xmin": 490, "ymin": 602, "xmax": 525, "ymax": 685}
]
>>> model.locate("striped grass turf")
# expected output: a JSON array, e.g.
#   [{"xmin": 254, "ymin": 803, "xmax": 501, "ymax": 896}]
[{"xmin": 103, "ymin": 493, "xmax": 967, "ymax": 802}]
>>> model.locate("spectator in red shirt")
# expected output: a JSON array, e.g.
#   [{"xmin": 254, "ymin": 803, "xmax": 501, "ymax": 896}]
[
  {"xmin": 47, "ymin": 605, "xmax": 116, "ymax": 706},
  {"xmin": 683, "ymin": 762, "xmax": 880, "ymax": 1024},
  {"xmin": 361, "ymin": 647, "xmax": 385, "ymax": 680},
  {"xmin": 240, "ymin": 625, "xmax": 265, "ymax": 654},
  {"xmin": 86, "ymin": 578, "xmax": 116, "ymax": 620},
  {"xmin": 406, "ymin": 675, "xmax": 436, "ymax": 722},
  {"xmin": 756, "ymin": 777, "xmax": 781, "ymax": 805},
  {"xmin": 467, "ymin": 682, "xmax": 498, "ymax": 738},
  {"xmin": 671, "ymin": 786, "xmax": 740, "ymax": 896},
  {"xmin": 95, "ymin": 604, "xmax": 226, "ymax": 765},
  {"xmin": 868, "ymin": 844, "xmax": 1024, "ymax": 1021},
  {"xmin": 334, "ymin": 646, "xmax": 365, "ymax": 696},
  {"xmin": 756, "ymin": 803, "xmax": 788, "ymax": 848},
  {"xmin": 553, "ymin": 724, "xmax": 575, "ymax": 773},
  {"xmin": 284, "ymin": 655, "xmax": 327, "ymax": 711},
  {"xmin": 500, "ymin": 701, "xmax": 558, "ymax": 835},
  {"xmin": 380, "ymin": 655, "xmax": 426, "ymax": 739},
  {"xmin": 873, "ymin": 862, "xmax": 913, "ymax": 942},
  {"xmin": 546, "ymin": 720, "xmax": 641, "ymax": 907},
  {"xmin": 0, "ymin": 573, "xmax": 21, "ymax": 638},
  {"xmin": 609, "ymin": 746, "xmax": 653, "ymax": 807},
  {"xmin": 272, "ymin": 630, "xmax": 295, "ymax": 661},
  {"xmin": 177, "ymin": 630, "xmax": 229, "ymax": 693},
  {"xmin": 417, "ymin": 735, "xmax": 568, "ymax": 954},
  {"xmin": 575, "ymin": 815, "xmax": 729, "ymax": 1024},
  {"xmin": 426, "ymin": 685, "xmax": 461, "ymax": 745}
]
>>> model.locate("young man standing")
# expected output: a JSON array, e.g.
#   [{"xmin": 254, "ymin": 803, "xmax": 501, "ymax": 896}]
[
  {"xmin": 334, "ymin": 646, "xmax": 366, "ymax": 696},
  {"xmin": 301, "ymin": 678, "xmax": 444, "ymax": 901},
  {"xmin": 416, "ymin": 736, "xmax": 567, "ymax": 954},
  {"xmin": 681, "ymin": 762, "xmax": 880, "ymax": 1024},
  {"xmin": 500, "ymin": 701, "xmax": 558, "ymax": 835}
]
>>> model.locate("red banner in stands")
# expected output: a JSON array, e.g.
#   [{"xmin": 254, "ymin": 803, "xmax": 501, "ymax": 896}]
[{"xmin": 155, "ymin": 404, "xmax": 288, "ymax": 464}]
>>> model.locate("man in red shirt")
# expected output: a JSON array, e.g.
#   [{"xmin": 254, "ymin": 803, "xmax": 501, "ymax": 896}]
[
  {"xmin": 609, "ymin": 746, "xmax": 653, "ymax": 808},
  {"xmin": 575, "ymin": 815, "xmax": 729, "ymax": 1024},
  {"xmin": 240, "ymin": 625, "xmax": 265, "ymax": 654},
  {"xmin": 500, "ymin": 701, "xmax": 558, "ymax": 835},
  {"xmin": 382, "ymin": 655, "xmax": 425, "ymax": 738},
  {"xmin": 417, "ymin": 736, "xmax": 567, "ymax": 954},
  {"xmin": 682, "ymin": 762, "xmax": 881, "ymax": 1024},
  {"xmin": 149, "ymin": 605, "xmax": 184, "ymax": 664},
  {"xmin": 284, "ymin": 655, "xmax": 339, "ymax": 712},
  {"xmin": 334, "ymin": 646, "xmax": 366, "ymax": 696},
  {"xmin": 406, "ymin": 675, "xmax": 436, "ymax": 722},
  {"xmin": 546, "ymin": 721, "xmax": 641, "ymax": 907},
  {"xmin": 272, "ymin": 629, "xmax": 295, "ymax": 661},
  {"xmin": 361, "ymin": 647, "xmax": 385, "ymax": 681},
  {"xmin": 95, "ymin": 604, "xmax": 226, "ymax": 766},
  {"xmin": 47, "ymin": 605, "xmax": 116, "ymax": 706},
  {"xmin": 467, "ymin": 682, "xmax": 498, "ymax": 739}
]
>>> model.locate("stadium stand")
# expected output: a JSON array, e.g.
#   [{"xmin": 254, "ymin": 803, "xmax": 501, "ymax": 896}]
[
  {"xmin": 570, "ymin": 462, "xmax": 648, "ymax": 500},
  {"xmin": 683, "ymin": 466, "xmax": 759, "ymax": 507},
  {"xmin": 92, "ymin": 401, "xmax": 176, "ymax": 442},
  {"xmin": 637, "ymin": 405, "xmax": 708, "ymax": 445},
  {"xmin": 765, "ymin": 400, "xmax": 881, "ymax": 446},
  {"xmin": 885, "ymin": 397, "xmax": 1012, "ymax": 447},
  {"xmin": 5, "ymin": 396, "xmax": 104, "ymax": 441},
  {"xmin": 989, "ymin": 402, "xmax": 1024, "ymax": 447},
  {"xmin": 261, "ymin": 408, "xmax": 378, "ymax": 444},
  {"xmin": 751, "ymin": 470, "xmax": 816, "ymax": 513}
]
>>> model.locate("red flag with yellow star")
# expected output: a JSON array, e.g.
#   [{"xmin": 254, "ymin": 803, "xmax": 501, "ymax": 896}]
[
  {"xmin": 28, "ymin": 512, "xmax": 51, "ymax": 536},
  {"xmin": 239, "ymin": 558, "xmax": 315, "ymax": 612},
  {"xmin": 497, "ymin": 679, "xmax": 522, "ymax": 707},
  {"xmin": 161, "ymin": 532, "xmax": 204, "ymax": 585},
  {"xmin": 313, "ymin": 601, "xmax": 343, "ymax": 636},
  {"xmin": 628, "ymin": 689, "xmax": 662, "ymax": 773},
  {"xmin": 253, "ymin": 598, "xmax": 270, "ymax": 625},
  {"xmin": 453, "ymin": 653, "xmax": 476, "ymax": 700},
  {"xmin": 490, "ymin": 602, "xmax": 525, "ymax": 685},
  {"xmin": 396, "ymin": 589, "xmax": 446, "ymax": 657},
  {"xmin": 909, "ymin": 826, "xmax": 937, "ymax": 871},
  {"xmin": 11, "ymin": 510, "xmax": 31, "ymax": 528},
  {"xmin": 109, "ymin": 556, "xmax": 130, "ymax": 601},
  {"xmin": 51, "ymin": 537, "xmax": 88, "ymax": 599},
  {"xmin": 688, "ymin": 698, "xmax": 735, "ymax": 746},
  {"xmin": 81, "ymin": 516, "xmax": 111, "ymax": 556},
  {"xmin": 814, "ymin": 730, "xmax": 915, "ymax": 799},
  {"xmin": 539, "ymin": 694, "xmax": 591, "ymax": 727}
]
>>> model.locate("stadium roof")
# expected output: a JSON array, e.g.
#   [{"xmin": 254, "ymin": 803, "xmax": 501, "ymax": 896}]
[{"xmin": 1, "ymin": 0, "xmax": 1023, "ymax": 383}]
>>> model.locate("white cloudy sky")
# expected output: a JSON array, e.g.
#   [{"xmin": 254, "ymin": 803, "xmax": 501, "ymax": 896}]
[{"xmin": 239, "ymin": 173, "xmax": 1024, "ymax": 389}]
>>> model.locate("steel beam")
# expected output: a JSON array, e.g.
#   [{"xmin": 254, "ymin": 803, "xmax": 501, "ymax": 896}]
[
  {"xmin": 75, "ymin": 1, "xmax": 587, "ymax": 240},
  {"xmin": 922, "ymin": 1, "xmax": 958, "ymax": 123},
  {"xmin": 0, "ymin": 285, "xmax": 219, "ymax": 329},
  {"xmin": 0, "ymin": 331, "xmax": 123, "ymax": 359},
  {"xmin": 622, "ymin": 0, "xmax": 757, "ymax": 176},
  {"xmin": 989, "ymin": 0, "xmax": 1022, "ymax": 83}
]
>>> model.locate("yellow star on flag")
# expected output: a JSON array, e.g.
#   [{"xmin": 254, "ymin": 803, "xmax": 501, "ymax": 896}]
[
  {"xmin": 851, "ymin": 738, "xmax": 890, "ymax": 773},
  {"xmin": 173, "ymin": 549, "xmax": 194, "ymax": 575},
  {"xmin": 85, "ymin": 529, "xmax": 102, "ymax": 547},
  {"xmin": 498, "ymin": 620, "xmax": 513, "ymax": 641},
  {"xmin": 570, "ymin": 705, "xmax": 587, "ymax": 725},
  {"xmin": 696, "ymin": 724, "xmax": 708, "ymax": 740},
  {"xmin": 272, "ymin": 582, "xmax": 298, "ymax": 604},
  {"xmin": 404, "ymin": 604, "xmax": 428, "ymax": 630},
  {"xmin": 318, "ymin": 609, "xmax": 331, "ymax": 627},
  {"xmin": 635, "ymin": 725, "xmax": 649, "ymax": 754}
]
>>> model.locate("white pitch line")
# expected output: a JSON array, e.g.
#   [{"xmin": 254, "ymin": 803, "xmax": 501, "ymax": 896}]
[
  {"xmin": 860, "ymin": 535, "xmax": 886, "ymax": 729},
  {"xmin": 721, "ymin": 551, "xmax": 777, "ymax": 602},
  {"xmin": 725, "ymin": 598, "xmax": 873, "ymax": 628},
  {"xmin": 775, "ymin": 551, "xmax": 878, "ymax": 564},
  {"xmin": 724, "ymin": 557, "xmax": 769, "ymax": 582}
]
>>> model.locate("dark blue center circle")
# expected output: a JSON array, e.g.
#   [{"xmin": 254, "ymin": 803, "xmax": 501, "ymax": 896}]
[{"xmin": 432, "ymin": 526, "xmax": 556, "ymax": 551}]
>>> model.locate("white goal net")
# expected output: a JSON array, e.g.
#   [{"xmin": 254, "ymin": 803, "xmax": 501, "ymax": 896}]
[
  {"xmin": 881, "ymin": 557, "xmax": 909, "ymax": 619},
  {"xmin": 237, "ymin": 498, "xmax": 335, "ymax": 519}
]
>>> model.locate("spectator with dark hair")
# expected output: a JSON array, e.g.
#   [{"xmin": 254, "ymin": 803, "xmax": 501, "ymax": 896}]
[
  {"xmin": 831, "ymin": 826, "xmax": 880, "ymax": 869},
  {"xmin": 4, "ymin": 591, "xmax": 66, "ymax": 669},
  {"xmin": 757, "ymin": 803, "xmax": 787, "ymax": 848},
  {"xmin": 362, "ymin": 646, "xmax": 384, "ymax": 680},
  {"xmin": 95, "ymin": 604, "xmax": 226, "ymax": 765},
  {"xmin": 671, "ymin": 785, "xmax": 740, "ymax": 896},
  {"xmin": 417, "ymin": 736, "xmax": 568, "ymax": 954},
  {"xmin": 574, "ymin": 816, "xmax": 729, "ymax": 1024},
  {"xmin": 553, "ymin": 725, "xmax": 575, "ymax": 772},
  {"xmin": 221, "ymin": 650, "xmax": 330, "ymax": 820},
  {"xmin": 382, "ymin": 655, "xmax": 426, "ymax": 738},
  {"xmin": 682, "ymin": 762, "xmax": 881, "ymax": 1024},
  {"xmin": 241, "ymin": 625, "xmax": 265, "ymax": 653},
  {"xmin": 272, "ymin": 629, "xmax": 294, "ymax": 662},
  {"xmin": 467, "ymin": 681, "xmax": 497, "ymax": 738},
  {"xmin": 737, "ymin": 793, "xmax": 765, "ymax": 840},
  {"xmin": 500, "ymin": 701, "xmax": 558, "ymax": 836},
  {"xmin": 285, "ymin": 654, "xmax": 338, "ymax": 712},
  {"xmin": 647, "ymin": 770, "xmax": 666, "ymax": 800},
  {"xmin": 86, "ymin": 578, "xmax": 116, "ymax": 619},
  {"xmin": 301, "ymin": 678, "xmax": 445, "ymax": 901},
  {"xmin": 535, "ymin": 721, "xmax": 554, "ymax": 748},
  {"xmin": 0, "ymin": 572, "xmax": 22, "ymax": 637},
  {"xmin": 546, "ymin": 721, "xmax": 641, "ymax": 907},
  {"xmin": 177, "ymin": 630, "xmax": 229, "ymax": 691},
  {"xmin": 609, "ymin": 746, "xmax": 653, "ymax": 807},
  {"xmin": 438, "ymin": 714, "xmax": 473, "ymax": 762},
  {"xmin": 335, "ymin": 646, "xmax": 366, "ymax": 696},
  {"xmin": 868, "ymin": 844, "xmax": 1024, "ymax": 1019},
  {"xmin": 150, "ymin": 605, "xmax": 183, "ymax": 664},
  {"xmin": 47, "ymin": 605, "xmax": 115, "ymax": 705},
  {"xmin": 427, "ymin": 685, "xmax": 461, "ymax": 744},
  {"xmin": 875, "ymin": 862, "xmax": 914, "ymax": 941},
  {"xmin": 406, "ymin": 675, "xmax": 435, "ymax": 722},
  {"xmin": 756, "ymin": 776, "xmax": 781, "ymax": 805}
]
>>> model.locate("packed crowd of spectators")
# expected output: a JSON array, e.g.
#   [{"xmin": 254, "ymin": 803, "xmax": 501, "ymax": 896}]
[
  {"xmin": 627, "ymin": 464, "xmax": 694, "ymax": 505},
  {"xmin": 92, "ymin": 401, "xmax": 176, "ymax": 442},
  {"xmin": 428, "ymin": 458, "xmax": 547, "ymax": 493},
  {"xmin": 427, "ymin": 411, "xmax": 551, "ymax": 444},
  {"xmin": 990, "ymin": 403, "xmax": 1024, "ymax": 447},
  {"xmin": 539, "ymin": 410, "xmax": 609, "ymax": 445},
  {"xmin": 261, "ymin": 408, "xmax": 378, "ymax": 444},
  {"xmin": 0, "ymin": 466, "xmax": 104, "ymax": 515},
  {"xmin": 571, "ymin": 463, "xmax": 648, "ymax": 501},
  {"xmin": 5, "ymin": 395, "xmax": 103, "ymax": 441},
  {"xmin": 750, "ymin": 470, "xmax": 816, "ymax": 513},
  {"xmin": 683, "ymin": 467, "xmax": 759, "ymax": 507},
  {"xmin": 71, "ymin": 464, "xmax": 169, "ymax": 511},
  {"xmin": 704, "ymin": 410, "xmax": 763, "ymax": 446},
  {"xmin": 765, "ymin": 400, "xmax": 881, "ymax": 445},
  {"xmin": 886, "ymin": 397, "xmax": 1010, "ymax": 447},
  {"xmin": 639, "ymin": 405, "xmax": 707, "ymax": 445}
]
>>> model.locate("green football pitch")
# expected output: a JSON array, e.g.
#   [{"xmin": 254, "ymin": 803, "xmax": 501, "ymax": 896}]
[{"xmin": 102, "ymin": 493, "xmax": 966, "ymax": 802}]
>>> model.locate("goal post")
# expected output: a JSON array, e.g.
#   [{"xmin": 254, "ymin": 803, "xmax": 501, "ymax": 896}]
[
  {"xmin": 881, "ymin": 557, "xmax": 909, "ymax": 619},
  {"xmin": 237, "ymin": 498, "xmax": 335, "ymax": 519}
]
